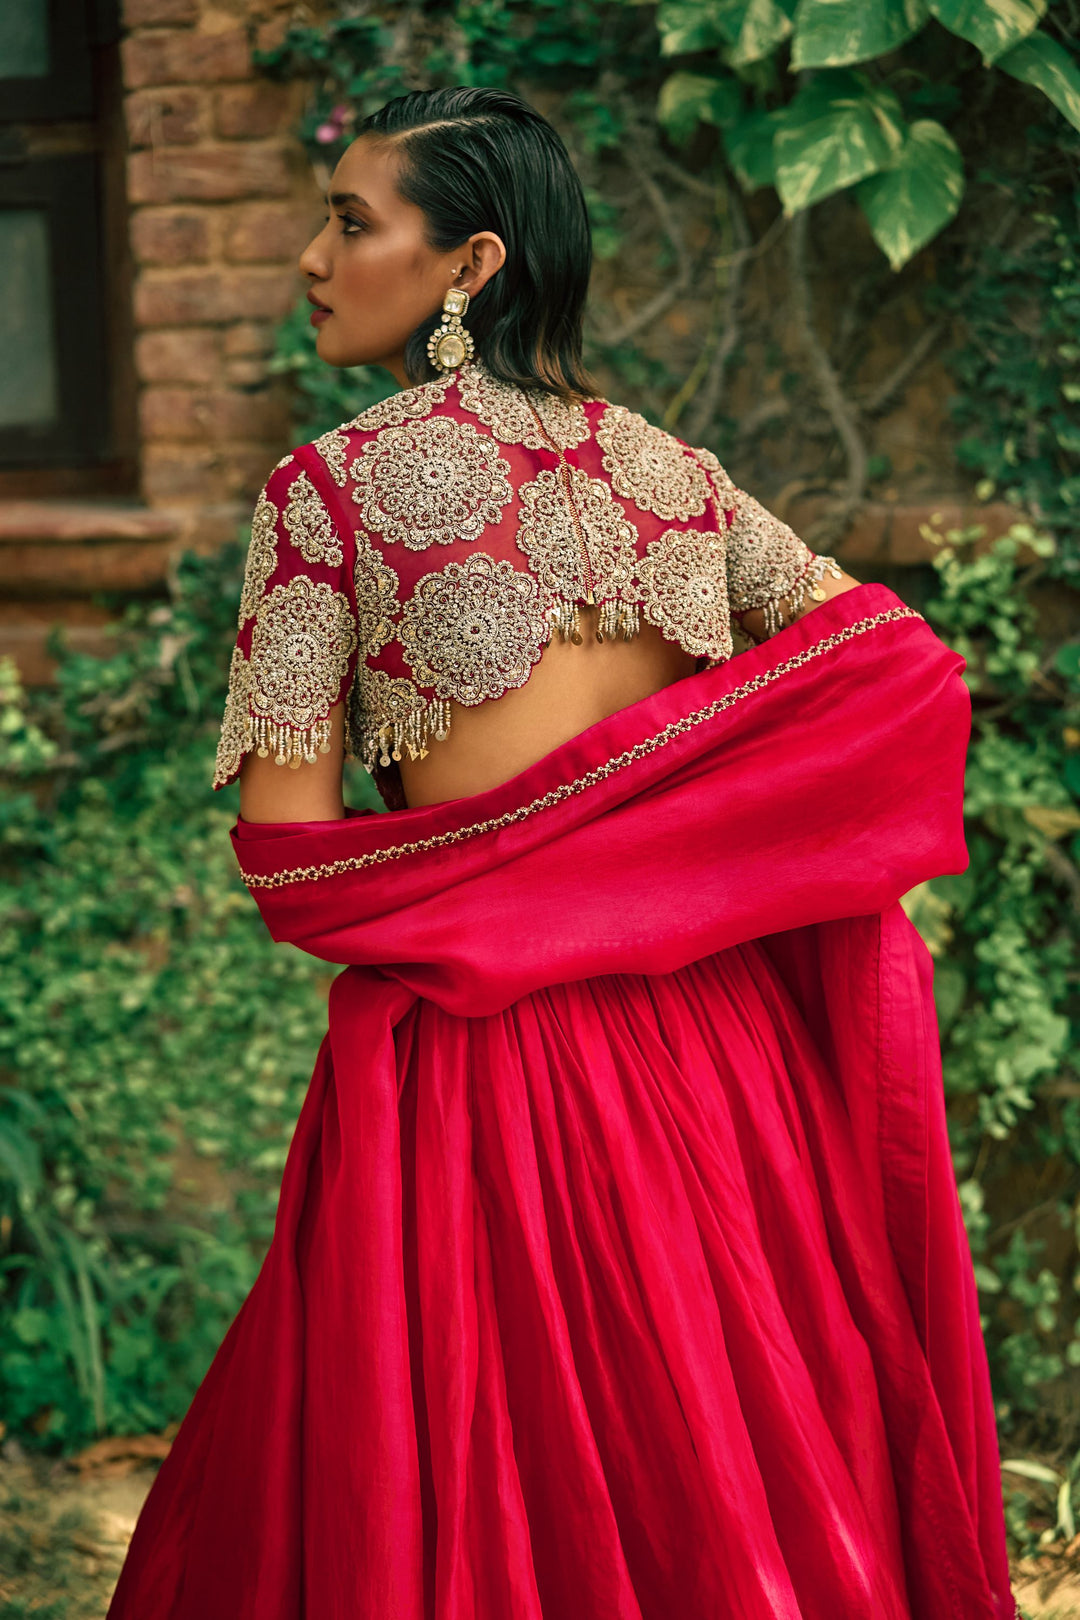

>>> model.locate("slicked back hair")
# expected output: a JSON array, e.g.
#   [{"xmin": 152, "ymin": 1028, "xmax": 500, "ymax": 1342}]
[{"xmin": 358, "ymin": 87, "xmax": 595, "ymax": 399}]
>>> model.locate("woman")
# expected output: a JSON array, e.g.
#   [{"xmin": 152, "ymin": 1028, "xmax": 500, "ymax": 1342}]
[{"xmin": 109, "ymin": 87, "xmax": 1017, "ymax": 1620}]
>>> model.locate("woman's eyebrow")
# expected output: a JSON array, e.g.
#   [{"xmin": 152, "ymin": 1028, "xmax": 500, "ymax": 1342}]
[{"xmin": 327, "ymin": 191, "xmax": 370, "ymax": 209}]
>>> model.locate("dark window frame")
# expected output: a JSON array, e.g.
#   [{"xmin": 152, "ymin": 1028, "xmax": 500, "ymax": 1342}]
[
  {"xmin": 0, "ymin": 155, "xmax": 109, "ymax": 467},
  {"xmin": 1, "ymin": 0, "xmax": 93, "ymax": 121}
]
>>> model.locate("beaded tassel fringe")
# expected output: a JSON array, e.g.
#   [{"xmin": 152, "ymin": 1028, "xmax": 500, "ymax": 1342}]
[
  {"xmin": 549, "ymin": 595, "xmax": 641, "ymax": 646},
  {"xmin": 366, "ymin": 696, "xmax": 452, "ymax": 771},
  {"xmin": 249, "ymin": 712, "xmax": 333, "ymax": 769},
  {"xmin": 759, "ymin": 555, "xmax": 844, "ymax": 637}
]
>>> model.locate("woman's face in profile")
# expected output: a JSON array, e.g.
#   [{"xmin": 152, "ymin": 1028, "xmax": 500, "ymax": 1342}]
[{"xmin": 298, "ymin": 136, "xmax": 454, "ymax": 375}]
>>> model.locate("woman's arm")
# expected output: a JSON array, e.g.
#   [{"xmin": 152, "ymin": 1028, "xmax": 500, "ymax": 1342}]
[{"xmin": 238, "ymin": 701, "xmax": 348, "ymax": 824}]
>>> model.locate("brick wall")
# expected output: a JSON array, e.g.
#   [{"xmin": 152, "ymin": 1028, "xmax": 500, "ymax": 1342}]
[
  {"xmin": 1, "ymin": 0, "xmax": 322, "ymax": 682},
  {"xmin": 122, "ymin": 0, "xmax": 315, "ymax": 548}
]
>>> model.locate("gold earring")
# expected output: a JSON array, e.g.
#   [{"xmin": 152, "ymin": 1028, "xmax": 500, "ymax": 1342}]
[{"xmin": 427, "ymin": 287, "xmax": 473, "ymax": 372}]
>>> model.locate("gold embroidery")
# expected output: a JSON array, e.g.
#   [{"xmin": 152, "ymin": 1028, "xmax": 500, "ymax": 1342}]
[
  {"xmin": 350, "ymin": 416, "xmax": 514, "ymax": 550},
  {"xmin": 690, "ymin": 445, "xmax": 738, "ymax": 510},
  {"xmin": 343, "ymin": 376, "xmax": 451, "ymax": 434},
  {"xmin": 238, "ymin": 606, "xmax": 923, "ymax": 884},
  {"xmin": 457, "ymin": 363, "xmax": 589, "ymax": 450},
  {"xmin": 596, "ymin": 405, "xmax": 709, "ymax": 521},
  {"xmin": 247, "ymin": 575, "xmax": 357, "ymax": 766},
  {"xmin": 638, "ymin": 530, "xmax": 733, "ymax": 662},
  {"xmin": 313, "ymin": 428, "xmax": 349, "ymax": 488},
  {"xmin": 274, "ymin": 453, "xmax": 294, "ymax": 471},
  {"xmin": 516, "ymin": 465, "xmax": 640, "ymax": 642},
  {"xmin": 725, "ymin": 490, "xmax": 842, "ymax": 634},
  {"xmin": 212, "ymin": 645, "xmax": 251, "ymax": 787},
  {"xmin": 238, "ymin": 488, "xmax": 279, "ymax": 626},
  {"xmin": 283, "ymin": 469, "xmax": 343, "ymax": 568},
  {"xmin": 398, "ymin": 552, "xmax": 549, "ymax": 707},
  {"xmin": 347, "ymin": 663, "xmax": 444, "ymax": 770},
  {"xmin": 354, "ymin": 532, "xmax": 399, "ymax": 657}
]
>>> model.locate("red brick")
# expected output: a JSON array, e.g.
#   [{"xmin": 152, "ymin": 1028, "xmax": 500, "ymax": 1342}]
[
  {"xmin": 135, "ymin": 267, "xmax": 300, "ymax": 326},
  {"xmin": 141, "ymin": 445, "xmax": 225, "ymax": 503},
  {"xmin": 122, "ymin": 0, "xmax": 198, "ymax": 24},
  {"xmin": 215, "ymin": 81, "xmax": 291, "ymax": 140},
  {"xmin": 223, "ymin": 319, "xmax": 275, "ymax": 357},
  {"xmin": 253, "ymin": 15, "xmax": 292, "ymax": 53},
  {"xmin": 223, "ymin": 202, "xmax": 311, "ymax": 263},
  {"xmin": 125, "ymin": 87, "xmax": 203, "ymax": 147},
  {"xmin": 135, "ymin": 329, "xmax": 220, "ymax": 384},
  {"xmin": 121, "ymin": 28, "xmax": 252, "ymax": 90},
  {"xmin": 130, "ymin": 206, "xmax": 213, "ymax": 264},
  {"xmin": 220, "ymin": 447, "xmax": 283, "ymax": 500},
  {"xmin": 224, "ymin": 357, "xmax": 269, "ymax": 387},
  {"xmin": 139, "ymin": 385, "xmax": 289, "ymax": 442},
  {"xmin": 128, "ymin": 143, "xmax": 292, "ymax": 204}
]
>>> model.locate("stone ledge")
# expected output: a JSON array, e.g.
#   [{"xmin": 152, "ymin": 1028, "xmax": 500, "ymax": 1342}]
[
  {"xmin": 0, "ymin": 501, "xmax": 180, "ymax": 545},
  {"xmin": 0, "ymin": 499, "xmax": 248, "ymax": 599}
]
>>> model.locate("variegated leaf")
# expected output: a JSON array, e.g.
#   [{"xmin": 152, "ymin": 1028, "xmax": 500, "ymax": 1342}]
[
  {"xmin": 658, "ymin": 71, "xmax": 743, "ymax": 144},
  {"xmin": 729, "ymin": 0, "xmax": 797, "ymax": 66},
  {"xmin": 792, "ymin": 0, "xmax": 929, "ymax": 69},
  {"xmin": 928, "ymin": 0, "xmax": 1045, "ymax": 65},
  {"xmin": 856, "ymin": 118, "xmax": 964, "ymax": 269},
  {"xmin": 997, "ymin": 29, "xmax": 1080, "ymax": 135},
  {"xmin": 657, "ymin": 0, "xmax": 729, "ymax": 57},
  {"xmin": 774, "ymin": 71, "xmax": 906, "ymax": 214}
]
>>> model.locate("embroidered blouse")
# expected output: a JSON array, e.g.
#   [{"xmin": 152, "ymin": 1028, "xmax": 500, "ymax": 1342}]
[{"xmin": 212, "ymin": 359, "xmax": 841, "ymax": 801}]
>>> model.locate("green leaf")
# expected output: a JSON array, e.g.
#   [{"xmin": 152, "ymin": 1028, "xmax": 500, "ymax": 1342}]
[
  {"xmin": 1002, "ymin": 1458, "xmax": 1063, "ymax": 1486},
  {"xmin": 997, "ymin": 30, "xmax": 1080, "ymax": 134},
  {"xmin": 774, "ymin": 70, "xmax": 906, "ymax": 213},
  {"xmin": 657, "ymin": 0, "xmax": 730, "ymax": 55},
  {"xmin": 723, "ymin": 105, "xmax": 787, "ymax": 189},
  {"xmin": 792, "ymin": 0, "xmax": 929, "ymax": 69},
  {"xmin": 730, "ymin": 0, "xmax": 797, "ymax": 66},
  {"xmin": 856, "ymin": 118, "xmax": 965, "ymax": 269},
  {"xmin": 657, "ymin": 0, "xmax": 795, "ymax": 62},
  {"xmin": 657, "ymin": 71, "xmax": 742, "ymax": 143},
  {"xmin": 928, "ymin": 0, "xmax": 1046, "ymax": 65}
]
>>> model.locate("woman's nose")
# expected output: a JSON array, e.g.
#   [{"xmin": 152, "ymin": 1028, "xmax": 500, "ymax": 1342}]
[{"xmin": 298, "ymin": 230, "xmax": 330, "ymax": 280}]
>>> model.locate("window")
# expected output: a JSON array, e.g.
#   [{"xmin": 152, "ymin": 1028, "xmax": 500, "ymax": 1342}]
[{"xmin": 0, "ymin": 0, "xmax": 129, "ymax": 480}]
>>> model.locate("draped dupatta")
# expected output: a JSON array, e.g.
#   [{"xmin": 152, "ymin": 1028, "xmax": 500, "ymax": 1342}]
[{"xmin": 108, "ymin": 583, "xmax": 1016, "ymax": 1620}]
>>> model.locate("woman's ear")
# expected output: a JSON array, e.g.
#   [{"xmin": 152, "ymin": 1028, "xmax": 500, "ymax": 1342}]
[{"xmin": 457, "ymin": 231, "xmax": 507, "ymax": 299}]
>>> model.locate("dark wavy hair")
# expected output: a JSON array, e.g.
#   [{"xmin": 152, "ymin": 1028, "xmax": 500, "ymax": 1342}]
[{"xmin": 357, "ymin": 87, "xmax": 595, "ymax": 400}]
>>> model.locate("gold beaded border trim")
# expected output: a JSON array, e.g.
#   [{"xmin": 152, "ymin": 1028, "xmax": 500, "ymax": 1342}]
[{"xmin": 240, "ymin": 605, "xmax": 921, "ymax": 888}]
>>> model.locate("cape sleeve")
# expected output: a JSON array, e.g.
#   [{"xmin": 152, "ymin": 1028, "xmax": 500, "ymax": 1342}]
[
  {"xmin": 690, "ymin": 446, "xmax": 844, "ymax": 639},
  {"xmin": 212, "ymin": 450, "xmax": 359, "ymax": 791}
]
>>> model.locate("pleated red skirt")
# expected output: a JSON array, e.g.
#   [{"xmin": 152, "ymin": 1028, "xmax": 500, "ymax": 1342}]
[{"xmin": 108, "ymin": 938, "xmax": 1009, "ymax": 1619}]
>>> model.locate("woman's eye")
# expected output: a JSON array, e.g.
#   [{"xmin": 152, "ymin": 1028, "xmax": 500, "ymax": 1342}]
[{"xmin": 340, "ymin": 215, "xmax": 365, "ymax": 235}]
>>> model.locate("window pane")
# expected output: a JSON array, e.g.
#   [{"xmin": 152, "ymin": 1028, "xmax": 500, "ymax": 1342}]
[
  {"xmin": 0, "ymin": 211, "xmax": 58, "ymax": 429},
  {"xmin": 0, "ymin": 0, "xmax": 50, "ymax": 79}
]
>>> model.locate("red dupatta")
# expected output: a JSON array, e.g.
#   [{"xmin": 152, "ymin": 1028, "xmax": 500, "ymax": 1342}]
[{"xmin": 109, "ymin": 582, "xmax": 1016, "ymax": 1620}]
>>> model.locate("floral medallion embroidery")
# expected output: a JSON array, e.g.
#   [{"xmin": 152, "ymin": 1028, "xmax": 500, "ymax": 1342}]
[
  {"xmin": 313, "ymin": 428, "xmax": 349, "ymax": 487},
  {"xmin": 213, "ymin": 645, "xmax": 251, "ymax": 787},
  {"xmin": 724, "ymin": 492, "xmax": 813, "ymax": 613},
  {"xmin": 516, "ymin": 465, "xmax": 640, "ymax": 629},
  {"xmin": 353, "ymin": 532, "xmax": 399, "ymax": 657},
  {"xmin": 596, "ymin": 405, "xmax": 709, "ymax": 521},
  {"xmin": 398, "ymin": 552, "xmax": 548, "ymax": 707},
  {"xmin": 247, "ymin": 576, "xmax": 357, "ymax": 762},
  {"xmin": 343, "ymin": 375, "xmax": 451, "ymax": 434},
  {"xmin": 348, "ymin": 664, "xmax": 436, "ymax": 769},
  {"xmin": 690, "ymin": 445, "xmax": 738, "ymax": 512},
  {"xmin": 637, "ymin": 529, "xmax": 733, "ymax": 662},
  {"xmin": 283, "ymin": 469, "xmax": 343, "ymax": 568},
  {"xmin": 238, "ymin": 488, "xmax": 279, "ymax": 626},
  {"xmin": 456, "ymin": 363, "xmax": 589, "ymax": 451},
  {"xmin": 350, "ymin": 416, "xmax": 514, "ymax": 549}
]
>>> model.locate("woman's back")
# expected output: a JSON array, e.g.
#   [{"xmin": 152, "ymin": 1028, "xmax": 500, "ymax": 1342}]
[{"xmin": 214, "ymin": 361, "xmax": 845, "ymax": 813}]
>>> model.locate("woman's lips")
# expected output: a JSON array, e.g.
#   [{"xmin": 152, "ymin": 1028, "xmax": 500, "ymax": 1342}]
[{"xmin": 307, "ymin": 291, "xmax": 332, "ymax": 326}]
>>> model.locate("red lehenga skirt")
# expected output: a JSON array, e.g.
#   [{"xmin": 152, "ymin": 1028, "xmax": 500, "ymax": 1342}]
[{"xmin": 107, "ymin": 585, "xmax": 1017, "ymax": 1620}]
